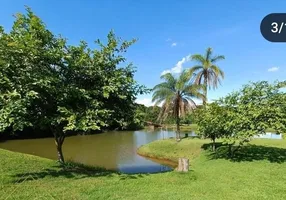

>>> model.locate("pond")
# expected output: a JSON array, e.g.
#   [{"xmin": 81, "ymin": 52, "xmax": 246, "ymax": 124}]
[
  {"xmin": 0, "ymin": 129, "xmax": 196, "ymax": 174},
  {"xmin": 254, "ymin": 132, "xmax": 282, "ymax": 139}
]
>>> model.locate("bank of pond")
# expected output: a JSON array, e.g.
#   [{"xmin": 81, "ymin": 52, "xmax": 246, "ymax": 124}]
[
  {"xmin": 2, "ymin": 135, "xmax": 286, "ymax": 199},
  {"xmin": 0, "ymin": 129, "xmax": 191, "ymax": 174},
  {"xmin": 0, "ymin": 128, "xmax": 281, "ymax": 174}
]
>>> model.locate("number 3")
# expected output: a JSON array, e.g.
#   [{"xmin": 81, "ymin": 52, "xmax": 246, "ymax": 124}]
[{"xmin": 271, "ymin": 22, "xmax": 278, "ymax": 33}]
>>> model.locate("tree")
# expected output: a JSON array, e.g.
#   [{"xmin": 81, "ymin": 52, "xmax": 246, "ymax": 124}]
[
  {"xmin": 194, "ymin": 81, "xmax": 286, "ymax": 156},
  {"xmin": 144, "ymin": 106, "xmax": 161, "ymax": 123},
  {"xmin": 195, "ymin": 102, "xmax": 227, "ymax": 151},
  {"xmin": 219, "ymin": 81, "xmax": 286, "ymax": 156},
  {"xmin": 0, "ymin": 8, "xmax": 147, "ymax": 163},
  {"xmin": 125, "ymin": 104, "xmax": 147, "ymax": 130},
  {"xmin": 152, "ymin": 70, "xmax": 205, "ymax": 140},
  {"xmin": 188, "ymin": 47, "xmax": 225, "ymax": 106},
  {"xmin": 0, "ymin": 8, "xmax": 69, "ymax": 163}
]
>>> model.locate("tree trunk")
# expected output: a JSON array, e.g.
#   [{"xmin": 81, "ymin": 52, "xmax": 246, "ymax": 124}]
[
  {"xmin": 52, "ymin": 128, "xmax": 66, "ymax": 164},
  {"xmin": 176, "ymin": 158, "xmax": 189, "ymax": 172},
  {"xmin": 176, "ymin": 116, "xmax": 181, "ymax": 141},
  {"xmin": 228, "ymin": 144, "xmax": 232, "ymax": 158},
  {"xmin": 203, "ymin": 73, "xmax": 208, "ymax": 107},
  {"xmin": 212, "ymin": 138, "xmax": 216, "ymax": 151},
  {"xmin": 232, "ymin": 145, "xmax": 241, "ymax": 157},
  {"xmin": 56, "ymin": 141, "xmax": 65, "ymax": 163}
]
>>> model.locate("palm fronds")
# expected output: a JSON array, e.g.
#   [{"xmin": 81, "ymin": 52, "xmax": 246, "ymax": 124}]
[{"xmin": 188, "ymin": 47, "xmax": 225, "ymax": 105}]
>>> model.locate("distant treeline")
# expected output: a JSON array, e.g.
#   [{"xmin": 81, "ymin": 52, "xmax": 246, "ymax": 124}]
[{"xmin": 132, "ymin": 104, "xmax": 204, "ymax": 128}]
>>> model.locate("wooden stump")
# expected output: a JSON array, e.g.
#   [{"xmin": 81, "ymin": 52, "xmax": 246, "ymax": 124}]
[{"xmin": 176, "ymin": 158, "xmax": 189, "ymax": 172}]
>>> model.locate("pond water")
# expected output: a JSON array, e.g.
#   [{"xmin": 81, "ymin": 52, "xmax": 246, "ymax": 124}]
[
  {"xmin": 254, "ymin": 132, "xmax": 282, "ymax": 139},
  {"xmin": 0, "ymin": 129, "xmax": 196, "ymax": 174}
]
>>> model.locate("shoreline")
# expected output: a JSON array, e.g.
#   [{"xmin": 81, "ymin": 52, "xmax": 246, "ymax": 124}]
[{"xmin": 136, "ymin": 150, "xmax": 178, "ymax": 168}]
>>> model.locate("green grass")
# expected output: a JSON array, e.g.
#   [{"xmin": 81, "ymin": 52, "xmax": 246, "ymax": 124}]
[
  {"xmin": 137, "ymin": 138, "xmax": 286, "ymax": 162},
  {"xmin": 164, "ymin": 123, "xmax": 198, "ymax": 131},
  {"xmin": 1, "ymin": 138, "xmax": 286, "ymax": 199},
  {"xmin": 137, "ymin": 138, "xmax": 205, "ymax": 162}
]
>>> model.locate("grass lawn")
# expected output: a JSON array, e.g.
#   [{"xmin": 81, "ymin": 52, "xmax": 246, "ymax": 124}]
[
  {"xmin": 164, "ymin": 123, "xmax": 198, "ymax": 131},
  {"xmin": 1, "ymin": 138, "xmax": 286, "ymax": 199}
]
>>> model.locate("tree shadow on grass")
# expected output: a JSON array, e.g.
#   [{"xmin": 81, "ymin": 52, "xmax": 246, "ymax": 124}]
[
  {"xmin": 12, "ymin": 161, "xmax": 150, "ymax": 183},
  {"xmin": 119, "ymin": 174, "xmax": 147, "ymax": 180},
  {"xmin": 202, "ymin": 143, "xmax": 286, "ymax": 163},
  {"xmin": 201, "ymin": 142, "xmax": 224, "ymax": 151}
]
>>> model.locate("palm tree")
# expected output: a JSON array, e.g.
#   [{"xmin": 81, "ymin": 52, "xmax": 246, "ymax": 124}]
[
  {"xmin": 152, "ymin": 70, "xmax": 205, "ymax": 140},
  {"xmin": 189, "ymin": 47, "xmax": 225, "ymax": 106}
]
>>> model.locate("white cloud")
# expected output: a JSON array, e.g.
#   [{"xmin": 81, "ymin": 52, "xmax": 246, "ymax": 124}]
[
  {"xmin": 161, "ymin": 69, "xmax": 171, "ymax": 75},
  {"xmin": 135, "ymin": 98, "xmax": 165, "ymax": 107},
  {"xmin": 166, "ymin": 38, "xmax": 172, "ymax": 42},
  {"xmin": 135, "ymin": 98, "xmax": 154, "ymax": 107},
  {"xmin": 268, "ymin": 67, "xmax": 279, "ymax": 72},
  {"xmin": 161, "ymin": 54, "xmax": 191, "ymax": 76},
  {"xmin": 171, "ymin": 42, "xmax": 177, "ymax": 47}
]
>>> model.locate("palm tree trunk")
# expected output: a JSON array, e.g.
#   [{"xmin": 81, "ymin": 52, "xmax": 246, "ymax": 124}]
[
  {"xmin": 203, "ymin": 73, "xmax": 208, "ymax": 106},
  {"xmin": 175, "ymin": 92, "xmax": 181, "ymax": 141},
  {"xmin": 176, "ymin": 116, "xmax": 181, "ymax": 140}
]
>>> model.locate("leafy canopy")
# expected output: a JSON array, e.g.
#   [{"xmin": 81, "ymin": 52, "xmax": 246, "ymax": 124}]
[
  {"xmin": 195, "ymin": 102, "xmax": 227, "ymax": 142},
  {"xmin": 195, "ymin": 80, "xmax": 286, "ymax": 154},
  {"xmin": 220, "ymin": 81, "xmax": 286, "ymax": 145},
  {"xmin": 0, "ymin": 7, "xmax": 148, "ymax": 137}
]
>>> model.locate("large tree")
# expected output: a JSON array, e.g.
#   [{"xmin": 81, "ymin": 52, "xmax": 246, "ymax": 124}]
[
  {"xmin": 221, "ymin": 81, "xmax": 286, "ymax": 156},
  {"xmin": 152, "ymin": 71, "xmax": 205, "ymax": 140},
  {"xmin": 188, "ymin": 47, "xmax": 225, "ymax": 106},
  {"xmin": 195, "ymin": 81, "xmax": 286, "ymax": 157},
  {"xmin": 0, "ymin": 8, "xmax": 147, "ymax": 163}
]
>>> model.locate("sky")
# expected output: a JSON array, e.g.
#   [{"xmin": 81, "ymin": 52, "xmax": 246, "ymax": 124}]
[{"xmin": 0, "ymin": 0, "xmax": 285, "ymax": 106}]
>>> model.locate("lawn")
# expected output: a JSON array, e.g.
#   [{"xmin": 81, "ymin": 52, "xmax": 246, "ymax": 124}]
[
  {"xmin": 1, "ymin": 138, "xmax": 286, "ymax": 199},
  {"xmin": 163, "ymin": 123, "xmax": 198, "ymax": 131}
]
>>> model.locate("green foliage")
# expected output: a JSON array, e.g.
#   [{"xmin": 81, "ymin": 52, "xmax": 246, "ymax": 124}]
[
  {"xmin": 221, "ymin": 81, "xmax": 286, "ymax": 147},
  {"xmin": 144, "ymin": 106, "xmax": 161, "ymax": 123},
  {"xmin": 195, "ymin": 81, "xmax": 286, "ymax": 155},
  {"xmin": 0, "ymin": 8, "xmax": 148, "ymax": 161},
  {"xmin": 127, "ymin": 104, "xmax": 170, "ymax": 128},
  {"xmin": 195, "ymin": 103, "xmax": 227, "ymax": 150},
  {"xmin": 180, "ymin": 112, "xmax": 196, "ymax": 125},
  {"xmin": 180, "ymin": 105, "xmax": 203, "ymax": 125},
  {"xmin": 125, "ymin": 104, "xmax": 146, "ymax": 130}
]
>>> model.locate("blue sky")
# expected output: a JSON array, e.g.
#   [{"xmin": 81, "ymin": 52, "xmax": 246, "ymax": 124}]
[{"xmin": 0, "ymin": 0, "xmax": 285, "ymax": 106}]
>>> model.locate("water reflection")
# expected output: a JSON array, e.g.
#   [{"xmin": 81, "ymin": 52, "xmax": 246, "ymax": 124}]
[{"xmin": 0, "ymin": 129, "xmax": 195, "ymax": 173}]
